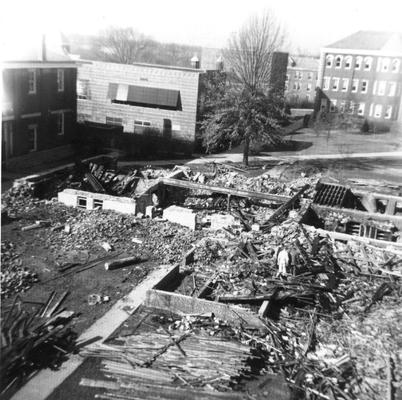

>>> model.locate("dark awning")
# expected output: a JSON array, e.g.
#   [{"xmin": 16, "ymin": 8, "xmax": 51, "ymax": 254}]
[{"xmin": 107, "ymin": 83, "xmax": 182, "ymax": 111}]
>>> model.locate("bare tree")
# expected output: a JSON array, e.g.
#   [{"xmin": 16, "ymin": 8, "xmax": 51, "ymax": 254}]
[
  {"xmin": 209, "ymin": 11, "xmax": 286, "ymax": 165},
  {"xmin": 95, "ymin": 27, "xmax": 151, "ymax": 64},
  {"xmin": 224, "ymin": 11, "xmax": 285, "ymax": 93}
]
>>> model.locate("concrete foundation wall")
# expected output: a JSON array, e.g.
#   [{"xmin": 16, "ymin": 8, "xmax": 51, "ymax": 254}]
[
  {"xmin": 58, "ymin": 188, "xmax": 137, "ymax": 214},
  {"xmin": 144, "ymin": 289, "xmax": 266, "ymax": 330}
]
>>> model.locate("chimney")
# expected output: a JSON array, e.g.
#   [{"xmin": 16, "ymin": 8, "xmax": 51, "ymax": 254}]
[
  {"xmin": 42, "ymin": 34, "xmax": 47, "ymax": 61},
  {"xmin": 191, "ymin": 55, "xmax": 200, "ymax": 69},
  {"xmin": 216, "ymin": 55, "xmax": 224, "ymax": 71}
]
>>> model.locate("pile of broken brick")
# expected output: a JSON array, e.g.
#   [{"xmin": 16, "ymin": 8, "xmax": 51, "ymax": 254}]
[{"xmin": 1, "ymin": 163, "xmax": 401, "ymax": 399}]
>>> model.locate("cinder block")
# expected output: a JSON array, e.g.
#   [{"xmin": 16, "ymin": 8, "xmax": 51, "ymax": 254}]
[
  {"xmin": 163, "ymin": 205, "xmax": 196, "ymax": 230},
  {"xmin": 210, "ymin": 213, "xmax": 236, "ymax": 230}
]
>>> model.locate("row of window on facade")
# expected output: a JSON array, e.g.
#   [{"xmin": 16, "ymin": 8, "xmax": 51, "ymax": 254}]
[
  {"xmin": 286, "ymin": 71, "xmax": 315, "ymax": 81},
  {"xmin": 286, "ymin": 82, "xmax": 313, "ymax": 91},
  {"xmin": 325, "ymin": 55, "xmax": 401, "ymax": 73},
  {"xmin": 28, "ymin": 69, "xmax": 65, "ymax": 94},
  {"xmin": 78, "ymin": 114, "xmax": 180, "ymax": 134},
  {"xmin": 322, "ymin": 99, "xmax": 393, "ymax": 119},
  {"xmin": 323, "ymin": 77, "xmax": 398, "ymax": 96}
]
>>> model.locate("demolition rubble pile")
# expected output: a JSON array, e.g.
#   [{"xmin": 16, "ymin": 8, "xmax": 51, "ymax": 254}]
[
  {"xmin": 0, "ymin": 291, "xmax": 77, "ymax": 398},
  {"xmin": 176, "ymin": 220, "xmax": 402, "ymax": 400},
  {"xmin": 2, "ymin": 163, "xmax": 402, "ymax": 399},
  {"xmin": 1, "ymin": 241, "xmax": 38, "ymax": 299}
]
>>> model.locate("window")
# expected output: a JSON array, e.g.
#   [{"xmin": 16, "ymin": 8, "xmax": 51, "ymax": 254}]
[
  {"xmin": 306, "ymin": 83, "xmax": 312, "ymax": 92},
  {"xmin": 285, "ymin": 74, "xmax": 289, "ymax": 81},
  {"xmin": 27, "ymin": 124, "xmax": 37, "ymax": 151},
  {"xmin": 374, "ymin": 104, "xmax": 382, "ymax": 118},
  {"xmin": 305, "ymin": 94, "xmax": 310, "ymax": 101},
  {"xmin": 298, "ymin": 72, "xmax": 303, "ymax": 80},
  {"xmin": 332, "ymin": 77, "xmax": 339, "ymax": 91},
  {"xmin": 106, "ymin": 116, "xmax": 123, "ymax": 126},
  {"xmin": 77, "ymin": 197, "xmax": 87, "ymax": 209},
  {"xmin": 355, "ymin": 56, "xmax": 362, "ymax": 69},
  {"xmin": 57, "ymin": 69, "xmax": 64, "ymax": 92},
  {"xmin": 369, "ymin": 103, "xmax": 374, "ymax": 116},
  {"xmin": 358, "ymin": 103, "xmax": 365, "ymax": 115},
  {"xmin": 378, "ymin": 81, "xmax": 386, "ymax": 96},
  {"xmin": 28, "ymin": 70, "xmax": 37, "ymax": 94},
  {"xmin": 284, "ymin": 82, "xmax": 288, "ymax": 90},
  {"xmin": 394, "ymin": 202, "xmax": 402, "ymax": 216},
  {"xmin": 381, "ymin": 58, "xmax": 390, "ymax": 72},
  {"xmin": 134, "ymin": 120, "xmax": 151, "ymax": 133},
  {"xmin": 373, "ymin": 81, "xmax": 378, "ymax": 95},
  {"xmin": 392, "ymin": 59, "xmax": 400, "ymax": 73},
  {"xmin": 323, "ymin": 77, "xmax": 330, "ymax": 90},
  {"xmin": 342, "ymin": 79, "xmax": 349, "ymax": 92},
  {"xmin": 320, "ymin": 98, "xmax": 327, "ymax": 111},
  {"xmin": 351, "ymin": 79, "xmax": 359, "ymax": 93},
  {"xmin": 385, "ymin": 105, "xmax": 392, "ymax": 119},
  {"xmin": 348, "ymin": 101, "xmax": 355, "ymax": 114},
  {"xmin": 339, "ymin": 101, "xmax": 346, "ymax": 113},
  {"xmin": 293, "ymin": 82, "xmax": 298, "ymax": 90},
  {"xmin": 364, "ymin": 57, "xmax": 372, "ymax": 71},
  {"xmin": 56, "ymin": 112, "xmax": 64, "ymax": 135},
  {"xmin": 345, "ymin": 56, "xmax": 352, "ymax": 69},
  {"xmin": 388, "ymin": 82, "xmax": 397, "ymax": 96},
  {"xmin": 335, "ymin": 55, "xmax": 342, "ymax": 68},
  {"xmin": 361, "ymin": 80, "xmax": 368, "ymax": 93},
  {"xmin": 326, "ymin": 55, "xmax": 334, "ymax": 68},
  {"xmin": 307, "ymin": 72, "xmax": 313, "ymax": 80},
  {"xmin": 77, "ymin": 79, "xmax": 90, "ymax": 99},
  {"xmin": 376, "ymin": 199, "xmax": 388, "ymax": 213},
  {"xmin": 329, "ymin": 100, "xmax": 337, "ymax": 112}
]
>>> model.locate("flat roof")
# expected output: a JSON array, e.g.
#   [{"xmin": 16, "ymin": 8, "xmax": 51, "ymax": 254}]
[{"xmin": 81, "ymin": 59, "xmax": 205, "ymax": 73}]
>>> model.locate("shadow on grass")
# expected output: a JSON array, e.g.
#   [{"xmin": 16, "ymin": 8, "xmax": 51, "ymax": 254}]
[{"xmin": 257, "ymin": 139, "xmax": 313, "ymax": 153}]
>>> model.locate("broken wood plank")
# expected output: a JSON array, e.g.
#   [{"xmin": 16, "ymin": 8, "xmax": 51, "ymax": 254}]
[
  {"xmin": 46, "ymin": 291, "xmax": 69, "ymax": 318},
  {"xmin": 217, "ymin": 294, "xmax": 272, "ymax": 303},
  {"xmin": 84, "ymin": 172, "xmax": 106, "ymax": 193},
  {"xmin": 197, "ymin": 273, "xmax": 219, "ymax": 299},
  {"xmin": 105, "ymin": 256, "xmax": 144, "ymax": 271}
]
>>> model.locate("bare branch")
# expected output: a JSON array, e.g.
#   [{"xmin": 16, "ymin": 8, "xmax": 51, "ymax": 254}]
[{"xmin": 223, "ymin": 10, "xmax": 285, "ymax": 94}]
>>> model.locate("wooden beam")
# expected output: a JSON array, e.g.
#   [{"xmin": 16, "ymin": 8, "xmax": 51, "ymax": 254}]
[
  {"xmin": 162, "ymin": 178, "xmax": 291, "ymax": 202},
  {"xmin": 262, "ymin": 185, "xmax": 309, "ymax": 229}
]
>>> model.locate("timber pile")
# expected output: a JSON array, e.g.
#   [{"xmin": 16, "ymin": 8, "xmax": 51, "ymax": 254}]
[
  {"xmin": 0, "ymin": 292, "xmax": 76, "ymax": 398},
  {"xmin": 84, "ymin": 163, "xmax": 170, "ymax": 196},
  {"xmin": 80, "ymin": 313, "xmax": 263, "ymax": 395}
]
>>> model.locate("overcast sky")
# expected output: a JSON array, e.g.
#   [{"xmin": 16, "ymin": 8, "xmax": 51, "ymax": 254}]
[{"xmin": 2, "ymin": 0, "xmax": 402, "ymax": 54}]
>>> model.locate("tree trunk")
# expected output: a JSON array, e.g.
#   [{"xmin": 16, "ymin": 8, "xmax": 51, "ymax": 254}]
[{"xmin": 243, "ymin": 133, "xmax": 250, "ymax": 166}]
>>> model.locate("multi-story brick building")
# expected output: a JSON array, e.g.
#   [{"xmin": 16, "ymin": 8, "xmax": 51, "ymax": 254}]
[
  {"xmin": 316, "ymin": 31, "xmax": 402, "ymax": 124},
  {"xmin": 2, "ymin": 36, "xmax": 77, "ymax": 165},
  {"xmin": 285, "ymin": 55, "xmax": 319, "ymax": 106},
  {"xmin": 77, "ymin": 60, "xmax": 202, "ymax": 151}
]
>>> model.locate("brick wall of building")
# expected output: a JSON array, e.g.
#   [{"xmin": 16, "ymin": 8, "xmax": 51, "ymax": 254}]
[
  {"xmin": 318, "ymin": 52, "xmax": 402, "ymax": 122},
  {"xmin": 77, "ymin": 61, "xmax": 201, "ymax": 146},
  {"xmin": 2, "ymin": 66, "xmax": 77, "ymax": 159}
]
